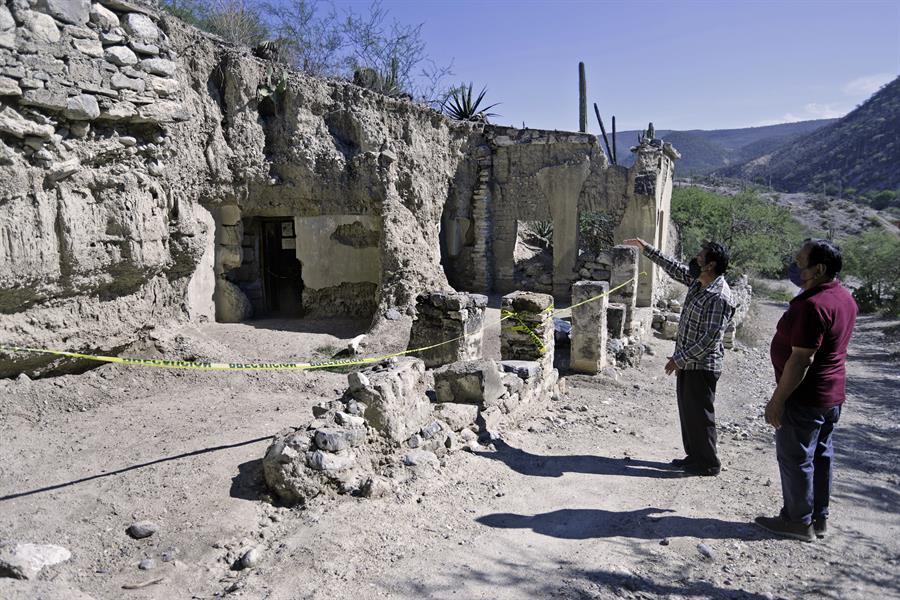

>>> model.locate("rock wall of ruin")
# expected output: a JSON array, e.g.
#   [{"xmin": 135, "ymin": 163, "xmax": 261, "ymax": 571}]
[{"xmin": 0, "ymin": 0, "xmax": 477, "ymax": 376}]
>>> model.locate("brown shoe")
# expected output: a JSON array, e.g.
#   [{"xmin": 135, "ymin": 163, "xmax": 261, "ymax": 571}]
[{"xmin": 754, "ymin": 515, "xmax": 814, "ymax": 542}]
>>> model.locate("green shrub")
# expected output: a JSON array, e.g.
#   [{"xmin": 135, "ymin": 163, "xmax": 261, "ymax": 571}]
[
  {"xmin": 843, "ymin": 228, "xmax": 900, "ymax": 316},
  {"xmin": 579, "ymin": 211, "xmax": 615, "ymax": 253},
  {"xmin": 671, "ymin": 187, "xmax": 806, "ymax": 277}
]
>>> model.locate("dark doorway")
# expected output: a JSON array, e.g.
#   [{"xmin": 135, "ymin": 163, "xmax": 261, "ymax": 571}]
[{"xmin": 260, "ymin": 219, "xmax": 303, "ymax": 317}]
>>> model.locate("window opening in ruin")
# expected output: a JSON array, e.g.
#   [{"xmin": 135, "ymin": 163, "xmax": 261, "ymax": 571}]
[
  {"xmin": 260, "ymin": 218, "xmax": 304, "ymax": 317},
  {"xmin": 514, "ymin": 220, "xmax": 554, "ymax": 293},
  {"xmin": 439, "ymin": 205, "xmax": 475, "ymax": 291}
]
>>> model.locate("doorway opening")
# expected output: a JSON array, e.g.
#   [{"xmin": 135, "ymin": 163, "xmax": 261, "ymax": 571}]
[{"xmin": 259, "ymin": 218, "xmax": 303, "ymax": 317}]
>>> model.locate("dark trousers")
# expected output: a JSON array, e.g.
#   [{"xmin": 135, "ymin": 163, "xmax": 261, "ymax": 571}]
[
  {"xmin": 775, "ymin": 403, "xmax": 841, "ymax": 525},
  {"xmin": 675, "ymin": 369, "xmax": 720, "ymax": 469}
]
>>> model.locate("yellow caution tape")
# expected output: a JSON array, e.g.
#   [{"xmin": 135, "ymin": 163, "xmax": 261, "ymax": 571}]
[{"xmin": 1, "ymin": 273, "xmax": 645, "ymax": 371}]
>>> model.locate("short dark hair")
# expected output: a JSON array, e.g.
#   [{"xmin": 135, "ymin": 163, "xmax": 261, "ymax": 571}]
[
  {"xmin": 702, "ymin": 241, "xmax": 730, "ymax": 275},
  {"xmin": 804, "ymin": 238, "xmax": 842, "ymax": 278}
]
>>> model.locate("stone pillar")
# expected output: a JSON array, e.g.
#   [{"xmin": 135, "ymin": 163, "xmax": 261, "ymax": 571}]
[
  {"xmin": 570, "ymin": 281, "xmax": 608, "ymax": 374},
  {"xmin": 407, "ymin": 291, "xmax": 487, "ymax": 368},
  {"xmin": 500, "ymin": 291, "xmax": 554, "ymax": 372},
  {"xmin": 609, "ymin": 244, "xmax": 639, "ymax": 332}
]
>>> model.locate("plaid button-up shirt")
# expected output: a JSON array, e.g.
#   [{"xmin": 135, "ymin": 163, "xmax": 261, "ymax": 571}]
[{"xmin": 644, "ymin": 244, "xmax": 736, "ymax": 374}]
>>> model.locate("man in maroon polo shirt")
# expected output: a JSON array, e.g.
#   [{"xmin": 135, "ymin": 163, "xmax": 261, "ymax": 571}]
[{"xmin": 755, "ymin": 239, "xmax": 857, "ymax": 542}]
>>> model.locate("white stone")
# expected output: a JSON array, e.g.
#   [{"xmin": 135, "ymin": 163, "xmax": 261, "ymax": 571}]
[
  {"xmin": 65, "ymin": 94, "xmax": 100, "ymax": 120},
  {"xmin": 28, "ymin": 12, "xmax": 61, "ymax": 44},
  {"xmin": 0, "ymin": 6, "xmax": 14, "ymax": 31},
  {"xmin": 215, "ymin": 279, "xmax": 252, "ymax": 322},
  {"xmin": 35, "ymin": 0, "xmax": 90, "ymax": 25},
  {"xmin": 123, "ymin": 12, "xmax": 159, "ymax": 41},
  {"xmin": 136, "ymin": 100, "xmax": 189, "ymax": 123},
  {"xmin": 147, "ymin": 76, "xmax": 179, "ymax": 97},
  {"xmin": 89, "ymin": 3, "xmax": 119, "ymax": 29},
  {"xmin": 104, "ymin": 45, "xmax": 138, "ymax": 66},
  {"xmin": 0, "ymin": 543, "xmax": 71, "ymax": 580},
  {"xmin": 130, "ymin": 40, "xmax": 159, "ymax": 55},
  {"xmin": 0, "ymin": 76, "xmax": 22, "ymax": 96},
  {"xmin": 139, "ymin": 58, "xmax": 177, "ymax": 77},
  {"xmin": 73, "ymin": 38, "xmax": 103, "ymax": 57},
  {"xmin": 0, "ymin": 106, "xmax": 55, "ymax": 138},
  {"xmin": 110, "ymin": 73, "xmax": 145, "ymax": 93},
  {"xmin": 305, "ymin": 449, "xmax": 355, "ymax": 471},
  {"xmin": 102, "ymin": 101, "xmax": 137, "ymax": 120},
  {"xmin": 99, "ymin": 31, "xmax": 123, "ymax": 45}
]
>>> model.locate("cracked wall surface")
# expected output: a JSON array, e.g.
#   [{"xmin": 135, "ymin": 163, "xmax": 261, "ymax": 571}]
[{"xmin": 0, "ymin": 1, "xmax": 677, "ymax": 377}]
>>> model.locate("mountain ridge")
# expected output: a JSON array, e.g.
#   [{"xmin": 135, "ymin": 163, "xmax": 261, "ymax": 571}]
[{"xmin": 716, "ymin": 76, "xmax": 900, "ymax": 193}]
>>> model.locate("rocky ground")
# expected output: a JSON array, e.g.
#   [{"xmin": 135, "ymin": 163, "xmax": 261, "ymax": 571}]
[{"xmin": 1, "ymin": 298, "xmax": 898, "ymax": 599}]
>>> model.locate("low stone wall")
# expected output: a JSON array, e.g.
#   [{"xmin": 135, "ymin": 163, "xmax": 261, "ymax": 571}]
[{"xmin": 262, "ymin": 288, "xmax": 563, "ymax": 507}]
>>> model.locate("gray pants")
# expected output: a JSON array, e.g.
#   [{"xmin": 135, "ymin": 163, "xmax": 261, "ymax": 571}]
[{"xmin": 675, "ymin": 369, "xmax": 720, "ymax": 469}]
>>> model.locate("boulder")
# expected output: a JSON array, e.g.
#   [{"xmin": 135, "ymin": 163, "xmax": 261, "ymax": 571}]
[
  {"xmin": 104, "ymin": 45, "xmax": 138, "ymax": 66},
  {"xmin": 348, "ymin": 358, "xmax": 431, "ymax": 443},
  {"xmin": 214, "ymin": 279, "xmax": 253, "ymax": 323},
  {"xmin": 64, "ymin": 94, "xmax": 100, "ymax": 120},
  {"xmin": 89, "ymin": 3, "xmax": 119, "ymax": 29},
  {"xmin": 27, "ymin": 12, "xmax": 61, "ymax": 43},
  {"xmin": 123, "ymin": 12, "xmax": 159, "ymax": 41},
  {"xmin": 140, "ymin": 58, "xmax": 177, "ymax": 77},
  {"xmin": 35, "ymin": 0, "xmax": 90, "ymax": 25},
  {"xmin": 262, "ymin": 431, "xmax": 323, "ymax": 505}
]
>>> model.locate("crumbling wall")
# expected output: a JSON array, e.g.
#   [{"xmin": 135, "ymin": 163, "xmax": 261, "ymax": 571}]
[{"xmin": 0, "ymin": 1, "xmax": 477, "ymax": 376}]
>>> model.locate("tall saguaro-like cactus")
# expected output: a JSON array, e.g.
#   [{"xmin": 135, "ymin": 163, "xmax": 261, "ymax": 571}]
[{"xmin": 578, "ymin": 62, "xmax": 587, "ymax": 133}]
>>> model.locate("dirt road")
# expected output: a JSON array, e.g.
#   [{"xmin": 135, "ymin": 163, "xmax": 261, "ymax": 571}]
[{"xmin": 1, "ymin": 300, "xmax": 898, "ymax": 599}]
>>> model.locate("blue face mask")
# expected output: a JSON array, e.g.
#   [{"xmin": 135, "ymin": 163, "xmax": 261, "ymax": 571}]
[{"xmin": 788, "ymin": 262, "xmax": 808, "ymax": 287}]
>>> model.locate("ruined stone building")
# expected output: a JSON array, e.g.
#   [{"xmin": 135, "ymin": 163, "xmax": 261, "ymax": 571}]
[{"xmin": 0, "ymin": 0, "xmax": 679, "ymax": 376}]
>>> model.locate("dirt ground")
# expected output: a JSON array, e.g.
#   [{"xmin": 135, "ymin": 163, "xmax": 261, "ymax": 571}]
[{"xmin": 1, "ymin": 298, "xmax": 898, "ymax": 600}]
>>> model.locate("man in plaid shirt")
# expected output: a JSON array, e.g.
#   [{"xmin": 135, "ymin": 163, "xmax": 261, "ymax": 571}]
[{"xmin": 624, "ymin": 238, "xmax": 736, "ymax": 476}]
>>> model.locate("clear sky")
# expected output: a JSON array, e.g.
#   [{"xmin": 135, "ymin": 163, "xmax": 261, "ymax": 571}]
[{"xmin": 325, "ymin": 0, "xmax": 900, "ymax": 132}]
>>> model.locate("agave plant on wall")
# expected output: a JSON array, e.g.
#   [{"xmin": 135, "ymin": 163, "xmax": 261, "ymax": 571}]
[{"xmin": 442, "ymin": 83, "xmax": 499, "ymax": 122}]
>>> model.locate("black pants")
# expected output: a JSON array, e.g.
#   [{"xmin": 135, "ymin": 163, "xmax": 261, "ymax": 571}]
[{"xmin": 675, "ymin": 369, "xmax": 720, "ymax": 469}]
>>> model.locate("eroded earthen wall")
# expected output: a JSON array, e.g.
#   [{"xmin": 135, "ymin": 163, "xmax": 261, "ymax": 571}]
[{"xmin": 0, "ymin": 0, "xmax": 479, "ymax": 375}]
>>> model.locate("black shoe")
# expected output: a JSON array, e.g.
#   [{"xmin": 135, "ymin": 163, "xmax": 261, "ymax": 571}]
[
  {"xmin": 813, "ymin": 518, "xmax": 827, "ymax": 539},
  {"xmin": 683, "ymin": 464, "xmax": 720, "ymax": 476},
  {"xmin": 670, "ymin": 456, "xmax": 695, "ymax": 467},
  {"xmin": 754, "ymin": 515, "xmax": 815, "ymax": 542}
]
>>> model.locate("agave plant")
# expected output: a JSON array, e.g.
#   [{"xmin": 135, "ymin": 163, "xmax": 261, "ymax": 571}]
[{"xmin": 443, "ymin": 83, "xmax": 499, "ymax": 122}]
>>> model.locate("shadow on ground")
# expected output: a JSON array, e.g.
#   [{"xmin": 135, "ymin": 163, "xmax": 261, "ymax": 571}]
[
  {"xmin": 230, "ymin": 458, "xmax": 266, "ymax": 502},
  {"xmin": 475, "ymin": 507, "xmax": 769, "ymax": 542},
  {"xmin": 242, "ymin": 317, "xmax": 370, "ymax": 336},
  {"xmin": 476, "ymin": 439, "xmax": 686, "ymax": 479}
]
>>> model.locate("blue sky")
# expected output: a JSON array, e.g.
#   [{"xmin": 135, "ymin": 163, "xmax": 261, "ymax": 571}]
[{"xmin": 323, "ymin": 0, "xmax": 900, "ymax": 131}]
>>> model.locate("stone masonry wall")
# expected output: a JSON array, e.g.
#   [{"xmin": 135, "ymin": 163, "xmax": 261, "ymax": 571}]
[{"xmin": 0, "ymin": 1, "xmax": 479, "ymax": 376}]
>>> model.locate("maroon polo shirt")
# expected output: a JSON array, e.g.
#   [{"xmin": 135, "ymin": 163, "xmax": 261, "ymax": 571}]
[{"xmin": 770, "ymin": 279, "xmax": 858, "ymax": 408}]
